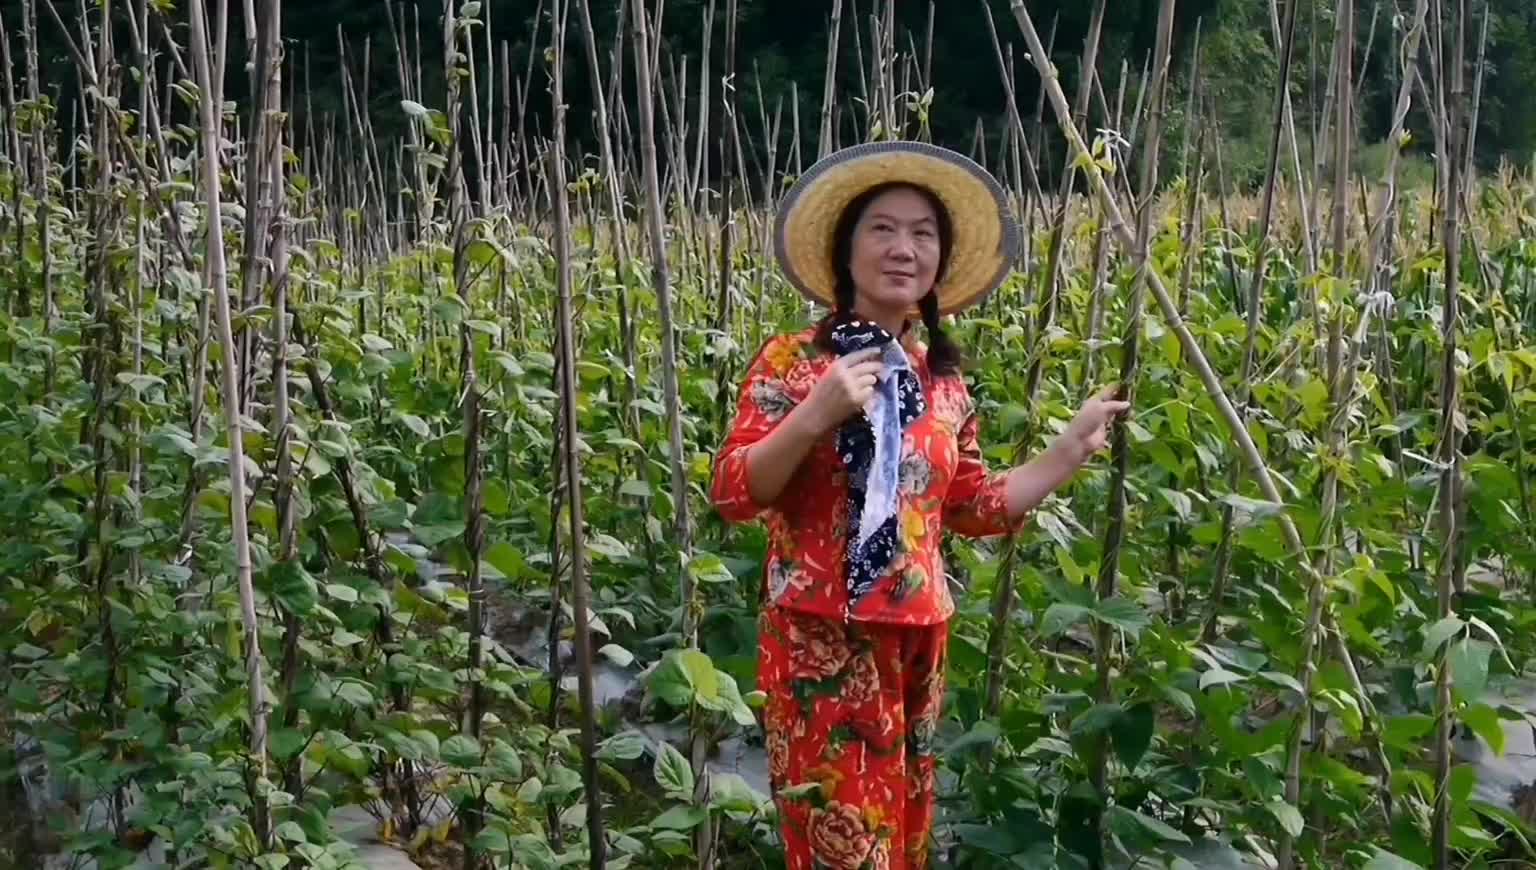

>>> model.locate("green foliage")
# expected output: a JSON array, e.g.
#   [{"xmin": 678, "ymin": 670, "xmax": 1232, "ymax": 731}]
[{"xmin": 7, "ymin": 4, "xmax": 1536, "ymax": 867}]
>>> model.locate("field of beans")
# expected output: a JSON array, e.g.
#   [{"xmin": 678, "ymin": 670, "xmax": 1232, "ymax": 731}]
[{"xmin": 4, "ymin": 0, "xmax": 1536, "ymax": 869}]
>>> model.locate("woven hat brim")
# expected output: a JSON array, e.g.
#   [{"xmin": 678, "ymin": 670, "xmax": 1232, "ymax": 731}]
[{"xmin": 774, "ymin": 141, "xmax": 1020, "ymax": 317}]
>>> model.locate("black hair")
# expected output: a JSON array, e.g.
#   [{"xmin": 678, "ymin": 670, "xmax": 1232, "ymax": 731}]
[{"xmin": 811, "ymin": 181, "xmax": 963, "ymax": 376}]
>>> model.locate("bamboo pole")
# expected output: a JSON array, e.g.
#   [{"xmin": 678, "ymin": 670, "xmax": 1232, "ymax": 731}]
[
  {"xmin": 1431, "ymin": 0, "xmax": 1469, "ymax": 865},
  {"xmin": 550, "ymin": 1, "xmax": 607, "ymax": 864},
  {"xmin": 1089, "ymin": 2, "xmax": 1176, "ymax": 850},
  {"xmin": 979, "ymin": 0, "xmax": 1104, "ymax": 723},
  {"xmin": 818, "ymin": 0, "xmax": 843, "ymax": 159},
  {"xmin": 1202, "ymin": 0, "xmax": 1301, "ymax": 643},
  {"xmin": 187, "ymin": 0, "xmax": 271, "ymax": 848},
  {"xmin": 443, "ymin": 0, "xmax": 492, "ymax": 861},
  {"xmin": 632, "ymin": 0, "xmax": 697, "ymax": 647}
]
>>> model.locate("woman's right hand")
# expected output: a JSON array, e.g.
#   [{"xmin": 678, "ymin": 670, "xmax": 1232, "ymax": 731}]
[{"xmin": 802, "ymin": 347, "xmax": 885, "ymax": 434}]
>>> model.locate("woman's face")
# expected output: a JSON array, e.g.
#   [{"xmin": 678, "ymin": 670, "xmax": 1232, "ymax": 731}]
[{"xmin": 847, "ymin": 186, "xmax": 942, "ymax": 315}]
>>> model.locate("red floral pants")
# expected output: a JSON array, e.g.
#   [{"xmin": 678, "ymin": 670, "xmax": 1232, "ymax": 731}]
[{"xmin": 757, "ymin": 604, "xmax": 948, "ymax": 870}]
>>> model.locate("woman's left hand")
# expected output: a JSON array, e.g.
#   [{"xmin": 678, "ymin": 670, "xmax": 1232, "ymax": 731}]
[{"xmin": 1053, "ymin": 385, "xmax": 1132, "ymax": 466}]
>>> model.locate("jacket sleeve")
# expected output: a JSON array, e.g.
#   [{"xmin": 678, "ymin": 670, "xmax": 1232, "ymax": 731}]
[
  {"xmin": 710, "ymin": 335, "xmax": 802, "ymax": 524},
  {"xmin": 942, "ymin": 389, "xmax": 1027, "ymax": 539}
]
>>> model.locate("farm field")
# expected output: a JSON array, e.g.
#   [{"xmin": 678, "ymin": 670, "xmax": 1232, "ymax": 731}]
[{"xmin": 3, "ymin": 1, "xmax": 1536, "ymax": 869}]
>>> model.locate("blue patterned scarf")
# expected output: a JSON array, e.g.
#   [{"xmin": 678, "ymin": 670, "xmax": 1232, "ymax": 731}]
[{"xmin": 829, "ymin": 320, "xmax": 926, "ymax": 602}]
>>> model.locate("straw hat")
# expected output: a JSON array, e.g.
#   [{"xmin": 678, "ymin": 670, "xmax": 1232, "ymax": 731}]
[{"xmin": 773, "ymin": 140, "xmax": 1020, "ymax": 316}]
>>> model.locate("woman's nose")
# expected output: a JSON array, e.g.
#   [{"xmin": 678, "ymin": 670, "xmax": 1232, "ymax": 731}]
[{"xmin": 887, "ymin": 232, "xmax": 916, "ymax": 259}]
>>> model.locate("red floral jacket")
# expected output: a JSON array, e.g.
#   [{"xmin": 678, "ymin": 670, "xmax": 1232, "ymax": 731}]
[{"xmin": 711, "ymin": 327, "xmax": 1024, "ymax": 625}]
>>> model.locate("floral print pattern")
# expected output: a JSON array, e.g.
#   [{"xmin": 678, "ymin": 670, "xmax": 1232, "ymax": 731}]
[
  {"xmin": 711, "ymin": 327, "xmax": 1024, "ymax": 626},
  {"xmin": 758, "ymin": 606, "xmax": 948, "ymax": 870},
  {"xmin": 714, "ymin": 325, "xmax": 1029, "ymax": 869}
]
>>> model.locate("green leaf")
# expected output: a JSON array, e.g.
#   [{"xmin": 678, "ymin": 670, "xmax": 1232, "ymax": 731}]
[
  {"xmin": 948, "ymin": 824, "xmax": 1025, "ymax": 856},
  {"xmin": 686, "ymin": 553, "xmax": 735, "ymax": 584},
  {"xmin": 331, "ymin": 628, "xmax": 367, "ymax": 647},
  {"xmin": 1383, "ymin": 713, "xmax": 1435, "ymax": 749},
  {"xmin": 466, "ymin": 319, "xmax": 501, "ymax": 338},
  {"xmin": 324, "ymin": 583, "xmax": 359, "ymax": 603},
  {"xmin": 1158, "ymin": 488, "xmax": 1195, "ymax": 522},
  {"xmin": 944, "ymin": 720, "xmax": 1002, "ymax": 758},
  {"xmin": 401, "ymin": 99, "xmax": 430, "ymax": 118},
  {"xmin": 485, "ymin": 739, "xmax": 522, "ymax": 780},
  {"xmin": 558, "ymin": 802, "xmax": 587, "ymax": 831},
  {"xmin": 334, "ymin": 680, "xmax": 373, "ymax": 709},
  {"xmin": 598, "ymin": 644, "xmax": 634, "ymax": 667},
  {"xmin": 1070, "ymin": 703, "xmax": 1124, "ymax": 739},
  {"xmin": 116, "ymin": 372, "xmax": 167, "ymax": 393},
  {"xmin": 587, "ymin": 533, "xmax": 631, "ymax": 560},
  {"xmin": 711, "ymin": 671, "xmax": 757, "ymax": 727},
  {"xmin": 1160, "ymin": 685, "xmax": 1196, "ymax": 717},
  {"xmin": 491, "ymin": 351, "xmax": 524, "ymax": 378},
  {"xmin": 12, "ymin": 643, "xmax": 47, "ymax": 660},
  {"xmin": 708, "ymin": 772, "xmax": 767, "ymax": 813},
  {"xmin": 471, "ymin": 828, "xmax": 513, "ymax": 855},
  {"xmin": 669, "ymin": 649, "xmax": 711, "ymax": 703},
  {"xmin": 1467, "ymin": 615, "xmax": 1516, "ymax": 671},
  {"xmin": 1316, "ymin": 689, "xmax": 1364, "ymax": 736},
  {"xmin": 271, "ymin": 729, "xmax": 307, "ymax": 760},
  {"xmin": 484, "ymin": 542, "xmax": 525, "ymax": 582},
  {"xmin": 1259, "ymin": 671, "xmax": 1306, "ymax": 695},
  {"xmin": 1052, "ymin": 548, "xmax": 1087, "ymax": 587},
  {"xmin": 412, "ymin": 730, "xmax": 441, "ymax": 761},
  {"xmin": 1448, "ymin": 638, "xmax": 1493, "ymax": 704},
  {"xmin": 431, "ymin": 298, "xmax": 464, "ymax": 323},
  {"xmin": 398, "ymin": 413, "xmax": 430, "ymax": 438},
  {"xmin": 415, "ymin": 522, "xmax": 465, "ymax": 547},
  {"xmin": 380, "ymin": 730, "xmax": 423, "ymax": 761},
  {"xmin": 651, "ymin": 805, "xmax": 708, "ymax": 830},
  {"xmin": 1199, "ymin": 668, "xmax": 1247, "ymax": 690},
  {"xmin": 1297, "ymin": 376, "xmax": 1329, "ymax": 420},
  {"xmin": 269, "ymin": 562, "xmax": 318, "ymax": 616},
  {"xmin": 1362, "ymin": 850, "xmax": 1427, "ymax": 870},
  {"xmin": 1265, "ymin": 800, "xmax": 1305, "ymax": 838},
  {"xmin": 1110, "ymin": 702, "xmax": 1155, "ymax": 772},
  {"xmin": 273, "ymin": 821, "xmax": 308, "ymax": 844},
  {"xmin": 1041, "ymin": 603, "xmax": 1092, "ymax": 637},
  {"xmin": 442, "ymin": 734, "xmax": 482, "ymax": 768},
  {"xmin": 1462, "ymin": 703, "xmax": 1507, "ymax": 756},
  {"xmin": 1105, "ymin": 806, "xmax": 1191, "ymax": 845},
  {"xmin": 597, "ymin": 730, "xmax": 648, "ymax": 761},
  {"xmin": 1217, "ymin": 493, "xmax": 1286, "ymax": 522},
  {"xmin": 653, "ymin": 741, "xmax": 694, "ymax": 798},
  {"xmin": 1422, "ymin": 616, "xmax": 1466, "ymax": 658},
  {"xmin": 1093, "ymin": 598, "xmax": 1152, "ymax": 638},
  {"xmin": 649, "ymin": 648, "xmax": 717, "ymax": 708}
]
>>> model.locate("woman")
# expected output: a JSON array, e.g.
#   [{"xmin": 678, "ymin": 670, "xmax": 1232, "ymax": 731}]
[{"xmin": 710, "ymin": 142, "xmax": 1128, "ymax": 870}]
